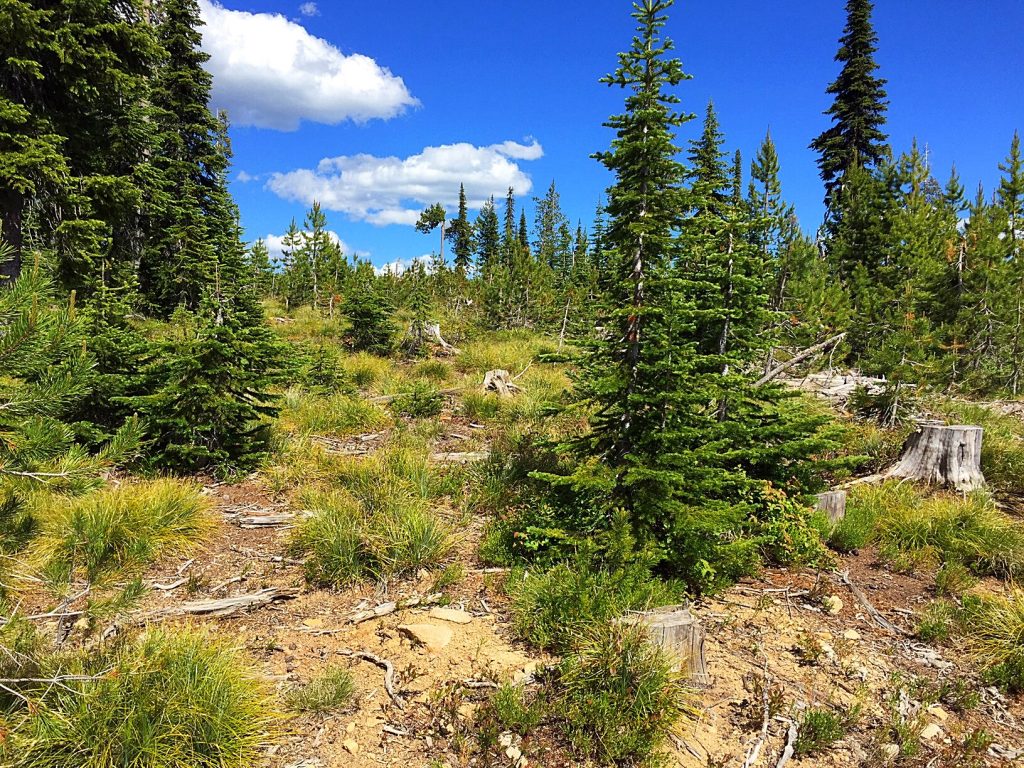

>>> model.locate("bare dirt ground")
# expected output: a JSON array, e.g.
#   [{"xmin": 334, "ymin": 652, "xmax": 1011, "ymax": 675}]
[{"xmin": 122, "ymin": 473, "xmax": 1024, "ymax": 768}]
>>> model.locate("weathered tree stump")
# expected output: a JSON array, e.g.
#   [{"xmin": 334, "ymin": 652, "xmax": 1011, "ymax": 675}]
[
  {"xmin": 619, "ymin": 608, "xmax": 710, "ymax": 685},
  {"xmin": 889, "ymin": 424, "xmax": 985, "ymax": 491},
  {"xmin": 815, "ymin": 490, "xmax": 847, "ymax": 523},
  {"xmin": 482, "ymin": 369, "xmax": 521, "ymax": 397}
]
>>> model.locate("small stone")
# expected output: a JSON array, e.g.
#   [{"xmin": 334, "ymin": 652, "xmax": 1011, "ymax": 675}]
[
  {"xmin": 457, "ymin": 703, "xmax": 477, "ymax": 720},
  {"xmin": 927, "ymin": 705, "xmax": 949, "ymax": 722},
  {"xmin": 428, "ymin": 607, "xmax": 473, "ymax": 625},
  {"xmin": 920, "ymin": 723, "xmax": 943, "ymax": 741},
  {"xmin": 397, "ymin": 623, "xmax": 453, "ymax": 651},
  {"xmin": 498, "ymin": 733, "xmax": 514, "ymax": 749},
  {"xmin": 342, "ymin": 739, "xmax": 360, "ymax": 755},
  {"xmin": 505, "ymin": 745, "xmax": 522, "ymax": 762},
  {"xmin": 346, "ymin": 721, "xmax": 356, "ymax": 733},
  {"xmin": 822, "ymin": 595, "xmax": 844, "ymax": 615},
  {"xmin": 303, "ymin": 617, "xmax": 324, "ymax": 628},
  {"xmin": 842, "ymin": 629, "xmax": 861, "ymax": 641},
  {"xmin": 879, "ymin": 743, "xmax": 899, "ymax": 760}
]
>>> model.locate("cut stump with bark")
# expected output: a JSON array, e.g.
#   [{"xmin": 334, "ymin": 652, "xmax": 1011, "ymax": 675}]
[
  {"xmin": 482, "ymin": 369, "xmax": 521, "ymax": 397},
  {"xmin": 619, "ymin": 608, "xmax": 710, "ymax": 685},
  {"xmin": 889, "ymin": 424, "xmax": 985, "ymax": 492},
  {"xmin": 815, "ymin": 490, "xmax": 847, "ymax": 524}
]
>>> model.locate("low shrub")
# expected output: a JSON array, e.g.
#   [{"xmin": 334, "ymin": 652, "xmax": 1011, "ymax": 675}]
[
  {"xmin": 286, "ymin": 665, "xmax": 356, "ymax": 713},
  {"xmin": 29, "ymin": 480, "xmax": 212, "ymax": 585},
  {"xmin": 558, "ymin": 622, "xmax": 693, "ymax": 766},
  {"xmin": 3, "ymin": 628, "xmax": 276, "ymax": 768},
  {"xmin": 916, "ymin": 600, "xmax": 956, "ymax": 643},
  {"xmin": 391, "ymin": 380, "xmax": 444, "ymax": 419},
  {"xmin": 509, "ymin": 557, "xmax": 679, "ymax": 654},
  {"xmin": 487, "ymin": 682, "xmax": 547, "ymax": 736},
  {"xmin": 794, "ymin": 704, "xmax": 859, "ymax": 756}
]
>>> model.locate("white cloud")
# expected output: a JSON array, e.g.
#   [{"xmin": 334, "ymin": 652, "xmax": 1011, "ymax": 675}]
[
  {"xmin": 198, "ymin": 1, "xmax": 418, "ymax": 131},
  {"xmin": 375, "ymin": 254, "xmax": 434, "ymax": 276},
  {"xmin": 235, "ymin": 170, "xmax": 258, "ymax": 183},
  {"xmin": 267, "ymin": 140, "xmax": 544, "ymax": 226},
  {"xmin": 298, "ymin": 2, "xmax": 319, "ymax": 16},
  {"xmin": 261, "ymin": 230, "xmax": 360, "ymax": 264}
]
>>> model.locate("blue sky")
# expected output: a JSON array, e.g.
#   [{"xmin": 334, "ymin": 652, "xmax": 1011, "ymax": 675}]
[{"xmin": 201, "ymin": 1, "xmax": 1024, "ymax": 270}]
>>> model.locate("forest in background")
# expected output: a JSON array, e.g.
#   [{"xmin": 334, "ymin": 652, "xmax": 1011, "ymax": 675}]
[{"xmin": 3, "ymin": 0, "xmax": 1024, "ymax": 766}]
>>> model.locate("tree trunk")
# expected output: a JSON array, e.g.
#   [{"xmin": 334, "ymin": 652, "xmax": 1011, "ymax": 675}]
[
  {"xmin": 0, "ymin": 189, "xmax": 24, "ymax": 281},
  {"xmin": 815, "ymin": 490, "xmax": 847, "ymax": 523},
  {"xmin": 889, "ymin": 424, "xmax": 985, "ymax": 492},
  {"xmin": 619, "ymin": 608, "xmax": 710, "ymax": 685}
]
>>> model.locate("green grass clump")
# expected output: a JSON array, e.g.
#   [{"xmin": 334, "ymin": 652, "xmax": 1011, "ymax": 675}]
[
  {"xmin": 834, "ymin": 483, "xmax": 1024, "ymax": 578},
  {"xmin": 29, "ymin": 479, "xmax": 212, "ymax": 585},
  {"xmin": 454, "ymin": 332, "xmax": 548, "ymax": 377},
  {"xmin": 340, "ymin": 352, "xmax": 396, "ymax": 389},
  {"xmin": 964, "ymin": 589, "xmax": 1024, "ymax": 692},
  {"xmin": 3, "ymin": 628, "xmax": 277, "ymax": 768},
  {"xmin": 286, "ymin": 666, "xmax": 356, "ymax": 713},
  {"xmin": 279, "ymin": 388, "xmax": 389, "ymax": 437},
  {"xmin": 794, "ymin": 705, "xmax": 858, "ymax": 756},
  {"xmin": 559, "ymin": 622, "xmax": 692, "ymax": 767},
  {"xmin": 412, "ymin": 359, "xmax": 453, "ymax": 383},
  {"xmin": 290, "ymin": 439, "xmax": 454, "ymax": 586},
  {"xmin": 509, "ymin": 559, "xmax": 679, "ymax": 654},
  {"xmin": 934, "ymin": 561, "xmax": 977, "ymax": 597}
]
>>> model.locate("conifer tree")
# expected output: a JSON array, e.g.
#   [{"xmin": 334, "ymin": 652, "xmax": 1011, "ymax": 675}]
[
  {"xmin": 688, "ymin": 102, "xmax": 730, "ymax": 219},
  {"xmin": 343, "ymin": 265, "xmax": 397, "ymax": 355},
  {"xmin": 810, "ymin": 0, "xmax": 889, "ymax": 210},
  {"xmin": 247, "ymin": 239, "xmax": 274, "ymax": 296},
  {"xmin": 998, "ymin": 131, "xmax": 1023, "ymax": 258},
  {"xmin": 139, "ymin": 0, "xmax": 222, "ymax": 314},
  {"xmin": 415, "ymin": 203, "xmax": 447, "ymax": 263},
  {"xmin": 474, "ymin": 196, "xmax": 500, "ymax": 272},
  {"xmin": 447, "ymin": 184, "xmax": 473, "ymax": 272}
]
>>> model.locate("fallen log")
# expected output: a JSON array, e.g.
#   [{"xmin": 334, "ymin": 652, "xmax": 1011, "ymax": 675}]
[
  {"xmin": 429, "ymin": 450, "xmax": 491, "ymax": 464},
  {"xmin": 756, "ymin": 332, "xmax": 847, "ymax": 387},
  {"xmin": 348, "ymin": 593, "xmax": 443, "ymax": 625},
  {"xmin": 836, "ymin": 571, "xmax": 907, "ymax": 635},
  {"xmin": 156, "ymin": 587, "xmax": 297, "ymax": 618}
]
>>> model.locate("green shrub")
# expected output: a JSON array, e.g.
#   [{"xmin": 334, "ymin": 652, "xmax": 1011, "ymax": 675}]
[
  {"xmin": 559, "ymin": 622, "xmax": 692, "ymax": 766},
  {"xmin": 916, "ymin": 600, "xmax": 956, "ymax": 643},
  {"xmin": 286, "ymin": 666, "xmax": 356, "ymax": 713},
  {"xmin": 391, "ymin": 380, "xmax": 444, "ymax": 418},
  {"xmin": 755, "ymin": 485, "xmax": 833, "ymax": 568},
  {"xmin": 509, "ymin": 558, "xmax": 679, "ymax": 654},
  {"xmin": 794, "ymin": 705, "xmax": 858, "ymax": 756},
  {"xmin": 3, "ymin": 629, "xmax": 277, "ymax": 768},
  {"xmin": 30, "ymin": 480, "xmax": 212, "ymax": 585},
  {"xmin": 488, "ymin": 682, "xmax": 547, "ymax": 735}
]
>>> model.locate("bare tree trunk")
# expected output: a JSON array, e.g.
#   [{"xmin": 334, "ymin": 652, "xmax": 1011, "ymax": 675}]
[{"xmin": 558, "ymin": 295, "xmax": 571, "ymax": 350}]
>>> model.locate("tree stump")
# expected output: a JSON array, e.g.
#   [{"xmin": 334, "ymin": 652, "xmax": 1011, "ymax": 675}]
[
  {"xmin": 482, "ymin": 369, "xmax": 521, "ymax": 397},
  {"xmin": 889, "ymin": 424, "xmax": 985, "ymax": 492},
  {"xmin": 815, "ymin": 490, "xmax": 847, "ymax": 524},
  {"xmin": 619, "ymin": 608, "xmax": 710, "ymax": 685}
]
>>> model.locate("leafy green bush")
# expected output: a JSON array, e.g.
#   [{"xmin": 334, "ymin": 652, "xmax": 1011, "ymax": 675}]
[
  {"xmin": 2, "ymin": 629, "xmax": 277, "ymax": 768},
  {"xmin": 558, "ymin": 622, "xmax": 692, "ymax": 766},
  {"xmin": 29, "ymin": 480, "xmax": 212, "ymax": 585},
  {"xmin": 755, "ymin": 485, "xmax": 833, "ymax": 568},
  {"xmin": 487, "ymin": 682, "xmax": 547, "ymax": 735},
  {"xmin": 286, "ymin": 666, "xmax": 356, "ymax": 713}
]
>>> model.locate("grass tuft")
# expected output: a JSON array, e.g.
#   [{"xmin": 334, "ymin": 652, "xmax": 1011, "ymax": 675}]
[
  {"xmin": 29, "ymin": 479, "xmax": 212, "ymax": 585},
  {"xmin": 285, "ymin": 665, "xmax": 356, "ymax": 713},
  {"xmin": 3, "ymin": 628, "xmax": 277, "ymax": 768}
]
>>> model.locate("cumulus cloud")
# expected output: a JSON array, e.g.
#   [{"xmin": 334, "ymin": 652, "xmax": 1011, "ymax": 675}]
[
  {"xmin": 235, "ymin": 170, "xmax": 258, "ymax": 183},
  {"xmin": 375, "ymin": 254, "xmax": 435, "ymax": 276},
  {"xmin": 298, "ymin": 2, "xmax": 319, "ymax": 16},
  {"xmin": 198, "ymin": 0, "xmax": 418, "ymax": 130},
  {"xmin": 267, "ymin": 140, "xmax": 544, "ymax": 226}
]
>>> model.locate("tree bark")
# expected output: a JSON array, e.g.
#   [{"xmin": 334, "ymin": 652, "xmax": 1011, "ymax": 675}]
[
  {"xmin": 619, "ymin": 608, "xmax": 710, "ymax": 685},
  {"xmin": 815, "ymin": 490, "xmax": 847, "ymax": 523},
  {"xmin": 888, "ymin": 424, "xmax": 985, "ymax": 492}
]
